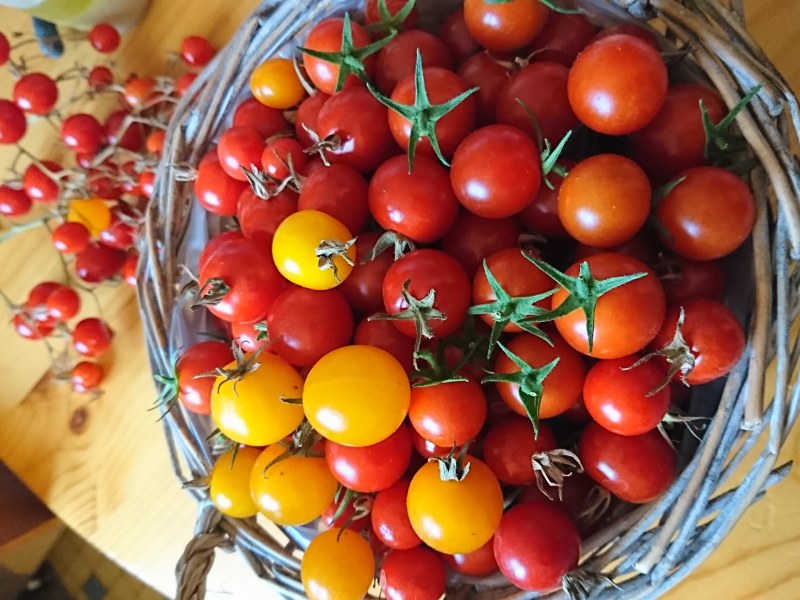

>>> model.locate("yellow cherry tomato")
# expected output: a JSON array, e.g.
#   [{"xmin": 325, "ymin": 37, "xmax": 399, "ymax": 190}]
[
  {"xmin": 209, "ymin": 446, "xmax": 261, "ymax": 518},
  {"xmin": 407, "ymin": 456, "xmax": 503, "ymax": 554},
  {"xmin": 67, "ymin": 197, "xmax": 111, "ymax": 236},
  {"xmin": 211, "ymin": 351, "xmax": 305, "ymax": 446},
  {"xmin": 301, "ymin": 528, "xmax": 375, "ymax": 600},
  {"xmin": 250, "ymin": 57, "xmax": 307, "ymax": 110},
  {"xmin": 272, "ymin": 210, "xmax": 356, "ymax": 290},
  {"xmin": 303, "ymin": 345, "xmax": 410, "ymax": 447},
  {"xmin": 250, "ymin": 444, "xmax": 338, "ymax": 526}
]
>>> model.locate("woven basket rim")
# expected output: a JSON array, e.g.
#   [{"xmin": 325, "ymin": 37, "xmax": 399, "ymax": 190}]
[{"xmin": 137, "ymin": 1, "xmax": 800, "ymax": 598}]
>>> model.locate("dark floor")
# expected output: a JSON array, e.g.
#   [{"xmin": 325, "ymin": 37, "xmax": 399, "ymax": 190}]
[{"xmin": 18, "ymin": 528, "xmax": 166, "ymax": 600}]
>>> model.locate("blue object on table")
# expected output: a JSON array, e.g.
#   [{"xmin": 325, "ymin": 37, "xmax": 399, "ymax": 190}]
[{"xmin": 32, "ymin": 18, "xmax": 63, "ymax": 57}]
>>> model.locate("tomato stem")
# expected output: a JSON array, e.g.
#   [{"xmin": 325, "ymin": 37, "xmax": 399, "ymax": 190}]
[
  {"xmin": 366, "ymin": 0, "xmax": 417, "ymax": 35},
  {"xmin": 522, "ymin": 255, "xmax": 648, "ymax": 353},
  {"xmin": 531, "ymin": 449, "xmax": 584, "ymax": 501},
  {"xmin": 316, "ymin": 237, "xmax": 357, "ymax": 283},
  {"xmin": 299, "ymin": 13, "xmax": 396, "ymax": 94},
  {"xmin": 367, "ymin": 49, "xmax": 479, "ymax": 171},
  {"xmin": 362, "ymin": 230, "xmax": 415, "ymax": 264}
]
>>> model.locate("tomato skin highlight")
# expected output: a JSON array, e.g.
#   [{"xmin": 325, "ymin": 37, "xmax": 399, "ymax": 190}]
[
  {"xmin": 578, "ymin": 422, "xmax": 677, "ymax": 503},
  {"xmin": 303, "ymin": 345, "xmax": 410, "ymax": 447},
  {"xmin": 493, "ymin": 500, "xmax": 581, "ymax": 592},
  {"xmin": 407, "ymin": 456, "xmax": 503, "ymax": 554}
]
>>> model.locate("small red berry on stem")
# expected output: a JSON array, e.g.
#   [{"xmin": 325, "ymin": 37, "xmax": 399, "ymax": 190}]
[
  {"xmin": 13, "ymin": 73, "xmax": 59, "ymax": 115},
  {"xmin": 61, "ymin": 113, "xmax": 105, "ymax": 154},
  {"xmin": 88, "ymin": 23, "xmax": 121, "ymax": 54},
  {"xmin": 179, "ymin": 35, "xmax": 215, "ymax": 67},
  {"xmin": 0, "ymin": 99, "xmax": 27, "ymax": 144}
]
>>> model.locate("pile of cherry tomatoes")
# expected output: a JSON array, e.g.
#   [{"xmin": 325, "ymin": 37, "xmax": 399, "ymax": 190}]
[
  {"xmin": 167, "ymin": 0, "xmax": 756, "ymax": 597},
  {"xmin": 0, "ymin": 21, "xmax": 217, "ymax": 393}
]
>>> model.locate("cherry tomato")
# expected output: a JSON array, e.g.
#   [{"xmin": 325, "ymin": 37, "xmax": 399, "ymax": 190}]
[
  {"xmin": 261, "ymin": 137, "xmax": 307, "ymax": 181},
  {"xmin": 294, "ymin": 92, "xmax": 330, "ymax": 146},
  {"xmin": 88, "ymin": 65, "xmax": 114, "ymax": 88},
  {"xmin": 175, "ymin": 341, "xmax": 233, "ymax": 415},
  {"xmin": 217, "ymin": 126, "xmax": 266, "ymax": 181},
  {"xmin": 661, "ymin": 257, "xmax": 725, "ymax": 305},
  {"xmin": 301, "ymin": 528, "xmax": 375, "ymax": 600},
  {"xmin": 71, "ymin": 361, "xmax": 104, "ymax": 393},
  {"xmin": 380, "ymin": 547, "xmax": 447, "ymax": 600},
  {"xmin": 122, "ymin": 77, "xmax": 157, "ymax": 109},
  {"xmin": 407, "ymin": 455, "xmax": 503, "ymax": 554},
  {"xmin": 238, "ymin": 188, "xmax": 297, "ymax": 247},
  {"xmin": 369, "ymin": 155, "xmax": 459, "ymax": 243},
  {"xmin": 209, "ymin": 446, "xmax": 260, "ymax": 518},
  {"xmin": 194, "ymin": 152, "xmax": 248, "ymax": 216},
  {"xmin": 438, "ymin": 9, "xmax": 480, "ymax": 64},
  {"xmin": 198, "ymin": 230, "xmax": 244, "ymax": 272},
  {"xmin": 408, "ymin": 379, "xmax": 486, "ymax": 447},
  {"xmin": 494, "ymin": 501, "xmax": 580, "ymax": 592},
  {"xmin": 441, "ymin": 210, "xmax": 521, "ymax": 277},
  {"xmin": 371, "ymin": 478, "xmax": 422, "ymax": 550},
  {"xmin": 272, "ymin": 210, "xmax": 356, "ymax": 290},
  {"xmin": 464, "ymin": 0, "xmax": 550, "ymax": 53},
  {"xmin": 297, "ymin": 163, "xmax": 369, "ymax": 234},
  {"xmin": 451, "ymin": 124, "xmax": 541, "ymax": 218},
  {"xmin": 316, "ymin": 86, "xmax": 395, "ymax": 173},
  {"xmin": 211, "ymin": 351, "xmax": 305, "ymax": 446},
  {"xmin": 45, "ymin": 285, "xmax": 81, "ymax": 320},
  {"xmin": 550, "ymin": 253, "xmax": 666, "ymax": 358},
  {"xmin": 382, "ymin": 249, "xmax": 471, "ymax": 340},
  {"xmin": 652, "ymin": 298, "xmax": 745, "ymax": 385},
  {"xmin": 494, "ymin": 330, "xmax": 586, "ymax": 420},
  {"xmin": 375, "ymin": 30, "xmax": 453, "ymax": 95},
  {"xmin": 103, "ymin": 109, "xmax": 144, "ymax": 151},
  {"xmin": 578, "ymin": 422, "xmax": 677, "ymax": 503},
  {"xmin": 496, "ymin": 61, "xmax": 577, "ymax": 145},
  {"xmin": 250, "ymin": 443, "xmax": 338, "ymax": 525},
  {"xmin": 14, "ymin": 72, "xmax": 58, "ymax": 115},
  {"xmin": 326, "ymin": 423, "xmax": 412, "ymax": 493},
  {"xmin": 339, "ymin": 233, "xmax": 394, "ymax": 314},
  {"xmin": 23, "ymin": 160, "xmax": 61, "ymax": 203},
  {"xmin": 583, "ymin": 356, "xmax": 671, "ymax": 435},
  {"xmin": 72, "ymin": 317, "xmax": 113, "ymax": 357},
  {"xmin": 198, "ymin": 237, "xmax": 287, "ymax": 323},
  {"xmin": 655, "ymin": 166, "xmax": 755, "ymax": 261},
  {"xmin": 557, "ymin": 154, "xmax": 651, "ymax": 248},
  {"xmin": 568, "ymin": 34, "xmax": 667, "ymax": 135},
  {"xmin": 443, "ymin": 538, "xmax": 498, "ymax": 577},
  {"xmin": 303, "ymin": 345, "xmax": 410, "ymax": 447},
  {"xmin": 365, "ymin": 0, "xmax": 419, "ymax": 31},
  {"xmin": 353, "ymin": 318, "xmax": 415, "ymax": 374},
  {"xmin": 457, "ymin": 51, "xmax": 511, "ymax": 123},
  {"xmin": 0, "ymin": 185, "xmax": 31, "ymax": 217},
  {"xmin": 302, "ymin": 17, "xmax": 377, "ymax": 95},
  {"xmin": 87, "ymin": 23, "xmax": 120, "ymax": 53},
  {"xmin": 75, "ymin": 243, "xmax": 126, "ymax": 283},
  {"xmin": 52, "ymin": 222, "xmax": 91, "ymax": 254},
  {"xmin": 231, "ymin": 320, "xmax": 269, "ymax": 353},
  {"xmin": 0, "ymin": 100, "xmax": 26, "ymax": 144},
  {"xmin": 387, "ymin": 67, "xmax": 477, "ymax": 161},
  {"xmin": 481, "ymin": 415, "xmax": 557, "ymax": 485},
  {"xmin": 630, "ymin": 84, "xmax": 727, "ymax": 182},
  {"xmin": 250, "ymin": 57, "xmax": 306, "ymax": 109},
  {"xmin": 233, "ymin": 97, "xmax": 289, "ymax": 138},
  {"xmin": 61, "ymin": 113, "xmax": 104, "ymax": 154},
  {"xmin": 473, "ymin": 247, "xmax": 556, "ymax": 333},
  {"xmin": 179, "ymin": 35, "xmax": 215, "ymax": 67},
  {"xmin": 528, "ymin": 11, "xmax": 596, "ymax": 66}
]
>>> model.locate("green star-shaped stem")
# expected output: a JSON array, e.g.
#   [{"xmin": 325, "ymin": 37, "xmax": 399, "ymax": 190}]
[
  {"xmin": 194, "ymin": 341, "xmax": 264, "ymax": 396},
  {"xmin": 483, "ymin": 341, "xmax": 559, "ymax": 438},
  {"xmin": 368, "ymin": 49, "xmax": 479, "ymax": 171},
  {"xmin": 366, "ymin": 0, "xmax": 417, "ymax": 35},
  {"xmin": 468, "ymin": 258, "xmax": 558, "ymax": 358},
  {"xmin": 522, "ymin": 255, "xmax": 648, "ymax": 354},
  {"xmin": 411, "ymin": 347, "xmax": 469, "ymax": 387},
  {"xmin": 701, "ymin": 84, "xmax": 762, "ymax": 168},
  {"xmin": 299, "ymin": 12, "xmax": 396, "ymax": 94}
]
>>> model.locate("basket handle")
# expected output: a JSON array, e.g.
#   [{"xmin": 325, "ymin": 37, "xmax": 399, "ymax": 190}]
[{"xmin": 175, "ymin": 501, "xmax": 233, "ymax": 600}]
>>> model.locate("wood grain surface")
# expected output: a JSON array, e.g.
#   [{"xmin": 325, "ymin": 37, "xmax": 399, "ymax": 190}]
[{"xmin": 0, "ymin": 1, "xmax": 798, "ymax": 598}]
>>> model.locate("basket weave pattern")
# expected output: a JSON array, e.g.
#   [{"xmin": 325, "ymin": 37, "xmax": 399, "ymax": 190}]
[{"xmin": 138, "ymin": 1, "xmax": 800, "ymax": 598}]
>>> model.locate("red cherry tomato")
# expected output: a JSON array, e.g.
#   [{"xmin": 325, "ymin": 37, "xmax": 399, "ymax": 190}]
[
  {"xmin": 354, "ymin": 318, "xmax": 415, "ymax": 374},
  {"xmin": 298, "ymin": 163, "xmax": 369, "ymax": 234},
  {"xmin": 179, "ymin": 35, "xmax": 215, "ymax": 67},
  {"xmin": 0, "ymin": 100, "xmax": 26, "ymax": 144},
  {"xmin": 443, "ymin": 537, "xmax": 498, "ymax": 577},
  {"xmin": 72, "ymin": 317, "xmax": 113, "ymax": 357},
  {"xmin": 217, "ymin": 126, "xmax": 266, "ymax": 181},
  {"xmin": 379, "ymin": 546, "xmax": 447, "ymax": 600},
  {"xmin": 238, "ymin": 188, "xmax": 298, "ymax": 247},
  {"xmin": 71, "ymin": 361, "xmax": 104, "ymax": 392},
  {"xmin": 302, "ymin": 17, "xmax": 376, "ymax": 95},
  {"xmin": 481, "ymin": 414, "xmax": 557, "ymax": 485},
  {"xmin": 194, "ymin": 152, "xmax": 248, "ymax": 216},
  {"xmin": 583, "ymin": 356, "xmax": 671, "ymax": 436},
  {"xmin": 371, "ymin": 478, "xmax": 422, "ymax": 550},
  {"xmin": 233, "ymin": 97, "xmax": 289, "ymax": 138},
  {"xmin": 567, "ymin": 34, "xmax": 667, "ymax": 135},
  {"xmin": 457, "ymin": 51, "xmax": 511, "ymax": 123},
  {"xmin": 0, "ymin": 185, "xmax": 32, "ymax": 217},
  {"xmin": 176, "ymin": 341, "xmax": 234, "ymax": 415},
  {"xmin": 528, "ymin": 11, "xmax": 596, "ymax": 66},
  {"xmin": 408, "ymin": 379, "xmax": 487, "ymax": 447},
  {"xmin": 578, "ymin": 422, "xmax": 677, "ymax": 503},
  {"xmin": 14, "ymin": 72, "xmax": 58, "ymax": 115},
  {"xmin": 339, "ymin": 233, "xmax": 394, "ymax": 315},
  {"xmin": 375, "ymin": 30, "xmax": 453, "ymax": 95},
  {"xmin": 463, "ymin": 0, "xmax": 550, "ymax": 53},
  {"xmin": 441, "ymin": 210, "xmax": 521, "ymax": 277},
  {"xmin": 494, "ymin": 501, "xmax": 580, "ymax": 592}
]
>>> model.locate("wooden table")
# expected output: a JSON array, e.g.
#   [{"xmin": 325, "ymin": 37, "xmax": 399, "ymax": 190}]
[{"xmin": 1, "ymin": 1, "xmax": 798, "ymax": 598}]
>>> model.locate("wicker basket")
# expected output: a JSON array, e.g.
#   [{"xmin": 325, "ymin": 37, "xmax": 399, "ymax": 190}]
[{"xmin": 138, "ymin": 0, "xmax": 800, "ymax": 598}]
